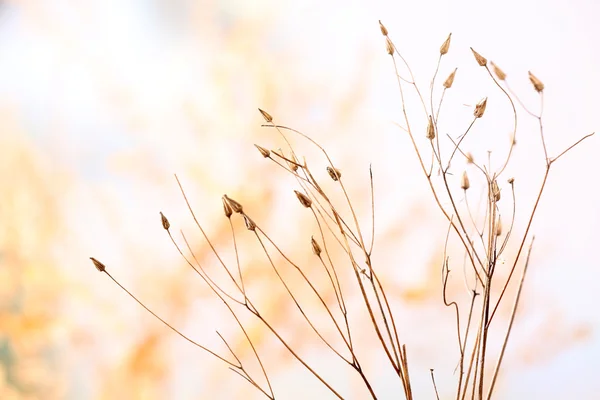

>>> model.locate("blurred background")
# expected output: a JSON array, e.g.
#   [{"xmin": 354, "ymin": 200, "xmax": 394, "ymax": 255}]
[{"xmin": 0, "ymin": 0, "xmax": 598, "ymax": 399}]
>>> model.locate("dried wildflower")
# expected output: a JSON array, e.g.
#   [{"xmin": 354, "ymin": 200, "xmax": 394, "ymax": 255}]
[
  {"xmin": 326, "ymin": 166, "xmax": 342, "ymax": 181},
  {"xmin": 294, "ymin": 190, "xmax": 312, "ymax": 208},
  {"xmin": 90, "ymin": 257, "xmax": 106, "ymax": 272},
  {"xmin": 490, "ymin": 61, "xmax": 507, "ymax": 81},
  {"xmin": 311, "ymin": 236, "xmax": 322, "ymax": 256},
  {"xmin": 465, "ymin": 152, "xmax": 474, "ymax": 164},
  {"xmin": 385, "ymin": 37, "xmax": 394, "ymax": 55},
  {"xmin": 243, "ymin": 215, "xmax": 256, "ymax": 231},
  {"xmin": 528, "ymin": 71, "xmax": 544, "ymax": 92},
  {"xmin": 379, "ymin": 20, "xmax": 388, "ymax": 36},
  {"xmin": 440, "ymin": 33, "xmax": 452, "ymax": 55},
  {"xmin": 258, "ymin": 108, "xmax": 273, "ymax": 122},
  {"xmin": 160, "ymin": 212, "xmax": 170, "ymax": 230},
  {"xmin": 495, "ymin": 218, "xmax": 503, "ymax": 236},
  {"xmin": 507, "ymin": 177, "xmax": 514, "ymax": 185},
  {"xmin": 491, "ymin": 180, "xmax": 501, "ymax": 202},
  {"xmin": 255, "ymin": 144, "xmax": 270, "ymax": 158},
  {"xmin": 222, "ymin": 197, "xmax": 233, "ymax": 218},
  {"xmin": 224, "ymin": 194, "xmax": 243, "ymax": 214},
  {"xmin": 426, "ymin": 115, "xmax": 435, "ymax": 140},
  {"xmin": 443, "ymin": 68, "xmax": 457, "ymax": 89},
  {"xmin": 474, "ymin": 98, "xmax": 488, "ymax": 118},
  {"xmin": 461, "ymin": 171, "xmax": 470, "ymax": 190},
  {"xmin": 470, "ymin": 47, "xmax": 487, "ymax": 66}
]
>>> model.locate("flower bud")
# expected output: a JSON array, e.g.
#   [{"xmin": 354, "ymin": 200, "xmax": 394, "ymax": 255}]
[
  {"xmin": 327, "ymin": 166, "xmax": 342, "ymax": 181},
  {"xmin": 222, "ymin": 197, "xmax": 233, "ymax": 218},
  {"xmin": 440, "ymin": 33, "xmax": 452, "ymax": 55},
  {"xmin": 385, "ymin": 37, "xmax": 394, "ymax": 55},
  {"xmin": 491, "ymin": 180, "xmax": 501, "ymax": 202},
  {"xmin": 474, "ymin": 98, "xmax": 487, "ymax": 118},
  {"xmin": 255, "ymin": 144, "xmax": 270, "ymax": 158},
  {"xmin": 311, "ymin": 236, "xmax": 322, "ymax": 256},
  {"xmin": 243, "ymin": 215, "xmax": 256, "ymax": 231},
  {"xmin": 294, "ymin": 190, "xmax": 312, "ymax": 208},
  {"xmin": 379, "ymin": 20, "xmax": 388, "ymax": 36},
  {"xmin": 461, "ymin": 171, "xmax": 470, "ymax": 190},
  {"xmin": 223, "ymin": 194, "xmax": 243, "ymax": 214},
  {"xmin": 90, "ymin": 257, "xmax": 106, "ymax": 272},
  {"xmin": 258, "ymin": 108, "xmax": 273, "ymax": 122},
  {"xmin": 528, "ymin": 71, "xmax": 544, "ymax": 92},
  {"xmin": 443, "ymin": 68, "xmax": 457, "ymax": 89},
  {"xmin": 490, "ymin": 61, "xmax": 506, "ymax": 81},
  {"xmin": 160, "ymin": 212, "xmax": 170, "ymax": 230},
  {"xmin": 426, "ymin": 115, "xmax": 435, "ymax": 140},
  {"xmin": 470, "ymin": 47, "xmax": 487, "ymax": 66}
]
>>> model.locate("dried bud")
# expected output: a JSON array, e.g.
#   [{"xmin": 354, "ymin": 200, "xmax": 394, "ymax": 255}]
[
  {"xmin": 528, "ymin": 71, "xmax": 544, "ymax": 93},
  {"xmin": 386, "ymin": 37, "xmax": 394, "ymax": 55},
  {"xmin": 440, "ymin": 33, "xmax": 452, "ymax": 55},
  {"xmin": 379, "ymin": 20, "xmax": 388, "ymax": 36},
  {"xmin": 223, "ymin": 194, "xmax": 243, "ymax": 214},
  {"xmin": 294, "ymin": 190, "xmax": 312, "ymax": 208},
  {"xmin": 443, "ymin": 68, "xmax": 457, "ymax": 89},
  {"xmin": 507, "ymin": 177, "xmax": 514, "ymax": 185},
  {"xmin": 495, "ymin": 218, "xmax": 503, "ymax": 237},
  {"xmin": 490, "ymin": 61, "xmax": 507, "ymax": 81},
  {"xmin": 326, "ymin": 166, "xmax": 342, "ymax": 181},
  {"xmin": 474, "ymin": 98, "xmax": 488, "ymax": 118},
  {"xmin": 90, "ymin": 257, "xmax": 106, "ymax": 272},
  {"xmin": 461, "ymin": 171, "xmax": 470, "ymax": 190},
  {"xmin": 470, "ymin": 47, "xmax": 487, "ymax": 66},
  {"xmin": 426, "ymin": 115, "xmax": 435, "ymax": 140},
  {"xmin": 491, "ymin": 180, "xmax": 501, "ymax": 202},
  {"xmin": 311, "ymin": 236, "xmax": 322, "ymax": 256},
  {"xmin": 465, "ymin": 152, "xmax": 474, "ymax": 164},
  {"xmin": 258, "ymin": 108, "xmax": 273, "ymax": 122},
  {"xmin": 160, "ymin": 212, "xmax": 170, "ymax": 230},
  {"xmin": 243, "ymin": 215, "xmax": 256, "ymax": 231},
  {"xmin": 222, "ymin": 197, "xmax": 233, "ymax": 218},
  {"xmin": 255, "ymin": 144, "xmax": 270, "ymax": 158}
]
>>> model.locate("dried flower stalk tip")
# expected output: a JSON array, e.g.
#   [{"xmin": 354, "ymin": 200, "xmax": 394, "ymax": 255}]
[
  {"xmin": 379, "ymin": 20, "xmax": 388, "ymax": 36},
  {"xmin": 490, "ymin": 61, "xmax": 507, "ymax": 81},
  {"xmin": 222, "ymin": 197, "xmax": 233, "ymax": 218},
  {"xmin": 508, "ymin": 177, "xmax": 515, "ymax": 185},
  {"xmin": 461, "ymin": 171, "xmax": 470, "ymax": 190},
  {"xmin": 255, "ymin": 144, "xmax": 270, "ymax": 158},
  {"xmin": 294, "ymin": 190, "xmax": 312, "ymax": 208},
  {"xmin": 528, "ymin": 71, "xmax": 544, "ymax": 92},
  {"xmin": 160, "ymin": 212, "xmax": 170, "ymax": 230},
  {"xmin": 474, "ymin": 98, "xmax": 488, "ymax": 118},
  {"xmin": 258, "ymin": 108, "xmax": 273, "ymax": 122},
  {"xmin": 492, "ymin": 180, "xmax": 501, "ymax": 202},
  {"xmin": 440, "ymin": 33, "xmax": 452, "ymax": 55},
  {"xmin": 90, "ymin": 257, "xmax": 106, "ymax": 272},
  {"xmin": 495, "ymin": 218, "xmax": 503, "ymax": 236},
  {"xmin": 326, "ymin": 166, "xmax": 342, "ymax": 181},
  {"xmin": 470, "ymin": 47, "xmax": 487, "ymax": 66},
  {"xmin": 443, "ymin": 68, "xmax": 457, "ymax": 89},
  {"xmin": 223, "ymin": 194, "xmax": 243, "ymax": 214},
  {"xmin": 311, "ymin": 236, "xmax": 322, "ymax": 256},
  {"xmin": 386, "ymin": 38, "xmax": 394, "ymax": 55},
  {"xmin": 243, "ymin": 215, "xmax": 256, "ymax": 231},
  {"xmin": 426, "ymin": 115, "xmax": 435, "ymax": 140}
]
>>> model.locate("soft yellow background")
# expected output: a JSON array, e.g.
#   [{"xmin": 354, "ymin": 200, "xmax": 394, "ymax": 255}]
[{"xmin": 0, "ymin": 0, "xmax": 598, "ymax": 399}]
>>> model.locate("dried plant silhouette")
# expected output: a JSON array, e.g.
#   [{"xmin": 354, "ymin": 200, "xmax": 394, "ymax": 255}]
[{"xmin": 90, "ymin": 21, "xmax": 594, "ymax": 399}]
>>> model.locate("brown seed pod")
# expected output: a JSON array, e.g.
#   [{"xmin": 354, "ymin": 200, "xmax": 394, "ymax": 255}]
[
  {"xmin": 326, "ymin": 166, "xmax": 342, "ymax": 181},
  {"xmin": 492, "ymin": 180, "xmax": 501, "ymax": 202},
  {"xmin": 470, "ymin": 47, "xmax": 487, "ymax": 66},
  {"xmin": 474, "ymin": 98, "xmax": 488, "ymax": 118},
  {"xmin": 222, "ymin": 196, "xmax": 233, "ymax": 218},
  {"xmin": 255, "ymin": 144, "xmax": 270, "ymax": 158},
  {"xmin": 528, "ymin": 71, "xmax": 544, "ymax": 92},
  {"xmin": 443, "ymin": 68, "xmax": 457, "ymax": 89},
  {"xmin": 461, "ymin": 171, "xmax": 470, "ymax": 190},
  {"xmin": 243, "ymin": 215, "xmax": 256, "ymax": 231},
  {"xmin": 490, "ymin": 61, "xmax": 507, "ymax": 81},
  {"xmin": 160, "ymin": 212, "xmax": 170, "ymax": 230},
  {"xmin": 311, "ymin": 236, "xmax": 322, "ymax": 256},
  {"xmin": 440, "ymin": 33, "xmax": 452, "ymax": 55},
  {"xmin": 386, "ymin": 37, "xmax": 394, "ymax": 55},
  {"xmin": 426, "ymin": 115, "xmax": 435, "ymax": 140},
  {"xmin": 258, "ymin": 108, "xmax": 273, "ymax": 122},
  {"xmin": 294, "ymin": 190, "xmax": 312, "ymax": 208},
  {"xmin": 90, "ymin": 257, "xmax": 106, "ymax": 272},
  {"xmin": 379, "ymin": 20, "xmax": 388, "ymax": 36},
  {"xmin": 224, "ymin": 194, "xmax": 243, "ymax": 214}
]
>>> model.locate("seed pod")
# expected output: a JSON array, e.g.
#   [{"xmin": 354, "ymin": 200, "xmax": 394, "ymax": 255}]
[
  {"xmin": 224, "ymin": 194, "xmax": 243, "ymax": 214},
  {"xmin": 470, "ymin": 47, "xmax": 487, "ymax": 66},
  {"xmin": 160, "ymin": 212, "xmax": 170, "ymax": 230},
  {"xmin": 385, "ymin": 37, "xmax": 394, "ymax": 55},
  {"xmin": 461, "ymin": 171, "xmax": 470, "ymax": 190},
  {"xmin": 288, "ymin": 153, "xmax": 299, "ymax": 172},
  {"xmin": 243, "ymin": 215, "xmax": 256, "ymax": 231},
  {"xmin": 528, "ymin": 71, "xmax": 544, "ymax": 92},
  {"xmin": 379, "ymin": 20, "xmax": 388, "ymax": 36},
  {"xmin": 258, "ymin": 108, "xmax": 273, "ymax": 122},
  {"xmin": 90, "ymin": 257, "xmax": 106, "ymax": 272},
  {"xmin": 311, "ymin": 236, "xmax": 322, "ymax": 256},
  {"xmin": 507, "ymin": 177, "xmax": 514, "ymax": 185},
  {"xmin": 490, "ymin": 61, "xmax": 507, "ymax": 81},
  {"xmin": 426, "ymin": 115, "xmax": 435, "ymax": 140},
  {"xmin": 222, "ymin": 197, "xmax": 233, "ymax": 218},
  {"xmin": 327, "ymin": 166, "xmax": 342, "ymax": 181},
  {"xmin": 440, "ymin": 33, "xmax": 452, "ymax": 55},
  {"xmin": 255, "ymin": 144, "xmax": 270, "ymax": 158},
  {"xmin": 474, "ymin": 98, "xmax": 487, "ymax": 118},
  {"xmin": 495, "ymin": 218, "xmax": 503, "ymax": 236},
  {"xmin": 443, "ymin": 68, "xmax": 457, "ymax": 89},
  {"xmin": 491, "ymin": 180, "xmax": 501, "ymax": 202},
  {"xmin": 294, "ymin": 190, "xmax": 312, "ymax": 208}
]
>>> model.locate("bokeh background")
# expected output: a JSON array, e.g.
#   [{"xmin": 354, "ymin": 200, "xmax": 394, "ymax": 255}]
[{"xmin": 0, "ymin": 0, "xmax": 598, "ymax": 399}]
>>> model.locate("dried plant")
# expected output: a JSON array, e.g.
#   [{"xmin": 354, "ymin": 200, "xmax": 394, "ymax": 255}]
[{"xmin": 90, "ymin": 20, "xmax": 594, "ymax": 399}]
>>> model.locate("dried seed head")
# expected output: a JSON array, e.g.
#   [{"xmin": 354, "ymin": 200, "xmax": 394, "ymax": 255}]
[
  {"xmin": 222, "ymin": 196, "xmax": 233, "ymax": 218},
  {"xmin": 379, "ymin": 20, "xmax": 388, "ymax": 36},
  {"xmin": 294, "ymin": 190, "xmax": 312, "ymax": 208},
  {"xmin": 243, "ymin": 215, "xmax": 256, "ymax": 231},
  {"xmin": 224, "ymin": 194, "xmax": 243, "ymax": 214},
  {"xmin": 528, "ymin": 71, "xmax": 544, "ymax": 92},
  {"xmin": 492, "ymin": 180, "xmax": 501, "ymax": 202},
  {"xmin": 426, "ymin": 115, "xmax": 435, "ymax": 140},
  {"xmin": 255, "ymin": 144, "xmax": 270, "ymax": 158},
  {"xmin": 474, "ymin": 98, "xmax": 488, "ymax": 118},
  {"xmin": 288, "ymin": 153, "xmax": 299, "ymax": 172},
  {"xmin": 440, "ymin": 33, "xmax": 452, "ymax": 55},
  {"xmin": 443, "ymin": 68, "xmax": 457, "ymax": 89},
  {"xmin": 311, "ymin": 236, "xmax": 322, "ymax": 256},
  {"xmin": 327, "ymin": 166, "xmax": 342, "ymax": 181},
  {"xmin": 495, "ymin": 218, "xmax": 503, "ymax": 237},
  {"xmin": 90, "ymin": 257, "xmax": 106, "ymax": 272},
  {"xmin": 490, "ymin": 61, "xmax": 507, "ymax": 81},
  {"xmin": 385, "ymin": 37, "xmax": 394, "ymax": 55},
  {"xmin": 258, "ymin": 108, "xmax": 273, "ymax": 122},
  {"xmin": 160, "ymin": 212, "xmax": 170, "ymax": 230},
  {"xmin": 507, "ymin": 177, "xmax": 514, "ymax": 185},
  {"xmin": 461, "ymin": 171, "xmax": 470, "ymax": 190},
  {"xmin": 470, "ymin": 47, "xmax": 487, "ymax": 66},
  {"xmin": 465, "ymin": 152, "xmax": 474, "ymax": 164}
]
